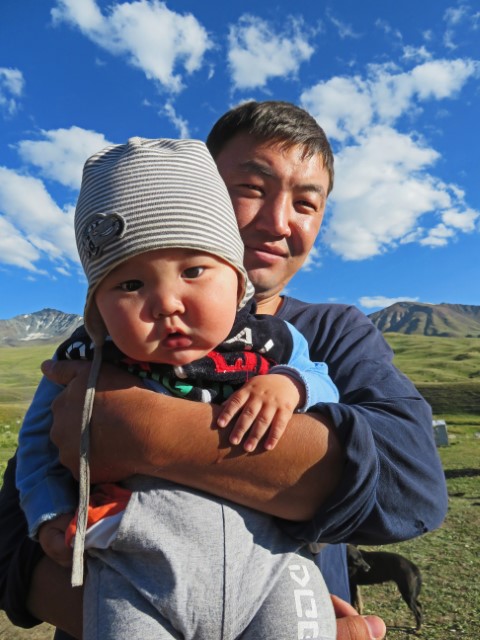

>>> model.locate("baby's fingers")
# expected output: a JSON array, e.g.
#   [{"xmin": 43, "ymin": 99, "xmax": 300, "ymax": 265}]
[
  {"xmin": 263, "ymin": 410, "xmax": 290, "ymax": 450},
  {"xmin": 236, "ymin": 405, "xmax": 277, "ymax": 452},
  {"xmin": 217, "ymin": 390, "xmax": 248, "ymax": 428}
]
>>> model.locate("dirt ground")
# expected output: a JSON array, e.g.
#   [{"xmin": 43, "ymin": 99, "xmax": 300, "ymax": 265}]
[{"xmin": 0, "ymin": 613, "xmax": 54, "ymax": 639}]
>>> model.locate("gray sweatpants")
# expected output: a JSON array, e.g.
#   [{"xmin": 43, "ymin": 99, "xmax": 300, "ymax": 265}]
[{"xmin": 83, "ymin": 477, "xmax": 336, "ymax": 640}]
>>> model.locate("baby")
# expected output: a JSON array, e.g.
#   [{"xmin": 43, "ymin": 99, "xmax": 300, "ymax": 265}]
[{"xmin": 17, "ymin": 137, "xmax": 338, "ymax": 640}]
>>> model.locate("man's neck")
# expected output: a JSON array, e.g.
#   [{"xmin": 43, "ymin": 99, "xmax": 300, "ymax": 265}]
[{"xmin": 254, "ymin": 294, "xmax": 284, "ymax": 316}]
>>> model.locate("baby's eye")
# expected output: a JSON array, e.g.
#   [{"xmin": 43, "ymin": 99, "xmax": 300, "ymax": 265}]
[
  {"xmin": 183, "ymin": 266, "xmax": 204, "ymax": 279},
  {"xmin": 119, "ymin": 280, "xmax": 143, "ymax": 292}
]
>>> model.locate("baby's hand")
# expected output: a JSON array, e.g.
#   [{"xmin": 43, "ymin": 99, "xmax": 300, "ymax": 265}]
[
  {"xmin": 217, "ymin": 373, "xmax": 305, "ymax": 452},
  {"xmin": 38, "ymin": 513, "xmax": 74, "ymax": 568}
]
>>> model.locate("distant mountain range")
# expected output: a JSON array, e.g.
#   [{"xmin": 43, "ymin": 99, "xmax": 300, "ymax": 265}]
[
  {"xmin": 368, "ymin": 302, "xmax": 480, "ymax": 338},
  {"xmin": 0, "ymin": 308, "xmax": 83, "ymax": 346},
  {"xmin": 1, "ymin": 302, "xmax": 480, "ymax": 346}
]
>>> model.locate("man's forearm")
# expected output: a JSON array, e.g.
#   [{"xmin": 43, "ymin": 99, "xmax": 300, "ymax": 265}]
[
  {"xmin": 47, "ymin": 360, "xmax": 343, "ymax": 521},
  {"xmin": 106, "ymin": 391, "xmax": 344, "ymax": 521},
  {"xmin": 27, "ymin": 556, "xmax": 82, "ymax": 639}
]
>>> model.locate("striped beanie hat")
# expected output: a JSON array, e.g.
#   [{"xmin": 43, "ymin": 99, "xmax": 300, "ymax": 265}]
[{"xmin": 75, "ymin": 136, "xmax": 254, "ymax": 345}]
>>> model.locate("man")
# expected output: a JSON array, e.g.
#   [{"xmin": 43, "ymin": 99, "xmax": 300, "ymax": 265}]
[{"xmin": 1, "ymin": 101, "xmax": 447, "ymax": 640}]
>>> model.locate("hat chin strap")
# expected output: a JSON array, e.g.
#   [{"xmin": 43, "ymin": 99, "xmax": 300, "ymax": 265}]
[{"xmin": 71, "ymin": 342, "xmax": 103, "ymax": 587}]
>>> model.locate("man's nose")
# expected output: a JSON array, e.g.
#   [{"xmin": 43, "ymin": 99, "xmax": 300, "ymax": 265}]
[{"xmin": 257, "ymin": 193, "xmax": 292, "ymax": 237}]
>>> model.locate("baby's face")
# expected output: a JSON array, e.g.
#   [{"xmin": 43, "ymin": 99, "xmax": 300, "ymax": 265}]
[{"xmin": 95, "ymin": 248, "xmax": 241, "ymax": 365}]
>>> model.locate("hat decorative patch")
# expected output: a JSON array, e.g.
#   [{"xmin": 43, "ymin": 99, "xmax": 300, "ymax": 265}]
[{"xmin": 82, "ymin": 213, "xmax": 125, "ymax": 258}]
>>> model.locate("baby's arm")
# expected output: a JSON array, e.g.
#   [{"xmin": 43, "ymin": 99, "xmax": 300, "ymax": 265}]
[
  {"xmin": 16, "ymin": 367, "xmax": 78, "ymax": 539},
  {"xmin": 217, "ymin": 322, "xmax": 339, "ymax": 451}
]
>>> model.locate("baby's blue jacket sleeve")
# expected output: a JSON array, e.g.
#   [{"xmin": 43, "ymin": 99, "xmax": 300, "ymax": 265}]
[
  {"xmin": 269, "ymin": 321, "xmax": 339, "ymax": 409},
  {"xmin": 16, "ymin": 370, "xmax": 77, "ymax": 538}
]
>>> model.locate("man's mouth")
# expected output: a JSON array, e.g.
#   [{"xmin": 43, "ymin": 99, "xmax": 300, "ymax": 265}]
[{"xmin": 246, "ymin": 244, "xmax": 288, "ymax": 262}]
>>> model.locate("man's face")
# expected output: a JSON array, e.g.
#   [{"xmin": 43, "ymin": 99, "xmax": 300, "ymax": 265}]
[{"xmin": 215, "ymin": 133, "xmax": 330, "ymax": 305}]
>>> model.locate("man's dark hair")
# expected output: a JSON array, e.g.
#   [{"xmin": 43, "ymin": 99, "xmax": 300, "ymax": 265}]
[{"xmin": 206, "ymin": 100, "xmax": 334, "ymax": 194}]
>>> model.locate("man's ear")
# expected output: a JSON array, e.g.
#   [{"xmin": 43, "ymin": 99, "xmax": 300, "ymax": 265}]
[{"xmin": 237, "ymin": 273, "xmax": 247, "ymax": 307}]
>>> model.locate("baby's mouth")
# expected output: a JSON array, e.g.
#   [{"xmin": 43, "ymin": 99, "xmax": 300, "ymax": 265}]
[{"xmin": 162, "ymin": 331, "xmax": 192, "ymax": 349}]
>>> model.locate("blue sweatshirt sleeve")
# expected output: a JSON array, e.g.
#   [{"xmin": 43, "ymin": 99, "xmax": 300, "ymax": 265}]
[
  {"xmin": 269, "ymin": 321, "xmax": 339, "ymax": 408},
  {"xmin": 277, "ymin": 299, "xmax": 448, "ymax": 547},
  {"xmin": 16, "ymin": 372, "xmax": 77, "ymax": 538}
]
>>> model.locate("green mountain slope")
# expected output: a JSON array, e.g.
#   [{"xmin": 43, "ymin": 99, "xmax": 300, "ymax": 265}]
[{"xmin": 383, "ymin": 333, "xmax": 480, "ymax": 414}]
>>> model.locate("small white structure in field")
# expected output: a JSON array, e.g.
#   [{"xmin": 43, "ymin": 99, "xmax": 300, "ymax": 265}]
[{"xmin": 432, "ymin": 419, "xmax": 449, "ymax": 447}]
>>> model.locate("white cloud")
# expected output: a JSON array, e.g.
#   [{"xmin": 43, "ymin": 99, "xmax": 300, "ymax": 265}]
[
  {"xmin": 56, "ymin": 266, "xmax": 72, "ymax": 277},
  {"xmin": 228, "ymin": 15, "xmax": 314, "ymax": 90},
  {"xmin": 52, "ymin": 0, "xmax": 212, "ymax": 93},
  {"xmin": 327, "ymin": 10, "xmax": 361, "ymax": 39},
  {"xmin": 16, "ymin": 126, "xmax": 113, "ymax": 189},
  {"xmin": 410, "ymin": 59, "xmax": 478, "ymax": 99},
  {"xmin": 0, "ymin": 167, "xmax": 77, "ymax": 272},
  {"xmin": 441, "ymin": 207, "xmax": 479, "ymax": 231},
  {"xmin": 161, "ymin": 101, "xmax": 190, "ymax": 138},
  {"xmin": 419, "ymin": 223, "xmax": 456, "ymax": 247},
  {"xmin": 443, "ymin": 29, "xmax": 457, "ymax": 51},
  {"xmin": 0, "ymin": 217, "xmax": 41, "ymax": 271},
  {"xmin": 301, "ymin": 75, "xmax": 373, "ymax": 142},
  {"xmin": 375, "ymin": 19, "xmax": 402, "ymax": 42},
  {"xmin": 402, "ymin": 45, "xmax": 432, "ymax": 62},
  {"xmin": 359, "ymin": 295, "xmax": 419, "ymax": 310},
  {"xmin": 0, "ymin": 67, "xmax": 25, "ymax": 115},
  {"xmin": 51, "ymin": 0, "xmax": 103, "ymax": 30},
  {"xmin": 2, "ymin": 126, "xmax": 115, "ymax": 276},
  {"xmin": 300, "ymin": 57, "xmax": 480, "ymax": 260},
  {"xmin": 444, "ymin": 5, "xmax": 470, "ymax": 26},
  {"xmin": 301, "ymin": 58, "xmax": 479, "ymax": 142},
  {"xmin": 321, "ymin": 125, "xmax": 477, "ymax": 260},
  {"xmin": 443, "ymin": 4, "xmax": 479, "ymax": 49},
  {"xmin": 301, "ymin": 245, "xmax": 322, "ymax": 271}
]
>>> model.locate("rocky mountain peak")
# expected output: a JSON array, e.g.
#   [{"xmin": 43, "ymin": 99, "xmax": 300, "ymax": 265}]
[{"xmin": 0, "ymin": 308, "xmax": 84, "ymax": 346}]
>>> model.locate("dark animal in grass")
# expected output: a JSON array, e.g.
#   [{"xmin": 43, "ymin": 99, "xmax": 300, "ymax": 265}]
[{"xmin": 346, "ymin": 545, "xmax": 423, "ymax": 631}]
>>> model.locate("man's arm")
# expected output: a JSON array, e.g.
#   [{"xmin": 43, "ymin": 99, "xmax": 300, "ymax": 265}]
[
  {"xmin": 43, "ymin": 359, "xmax": 344, "ymax": 521},
  {"xmin": 27, "ymin": 556, "xmax": 82, "ymax": 639},
  {"xmin": 277, "ymin": 300, "xmax": 448, "ymax": 545}
]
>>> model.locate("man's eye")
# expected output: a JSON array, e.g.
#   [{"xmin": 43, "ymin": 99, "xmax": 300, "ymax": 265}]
[
  {"xmin": 238, "ymin": 183, "xmax": 263, "ymax": 195},
  {"xmin": 296, "ymin": 200, "xmax": 319, "ymax": 214},
  {"xmin": 119, "ymin": 280, "xmax": 142, "ymax": 292},
  {"xmin": 183, "ymin": 266, "xmax": 204, "ymax": 279}
]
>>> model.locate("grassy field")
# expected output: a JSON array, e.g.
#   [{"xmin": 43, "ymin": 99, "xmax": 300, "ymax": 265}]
[
  {"xmin": 0, "ymin": 345, "xmax": 54, "ymax": 476},
  {"xmin": 0, "ymin": 339, "xmax": 479, "ymax": 638},
  {"xmin": 356, "ymin": 414, "xmax": 480, "ymax": 639},
  {"xmin": 384, "ymin": 334, "xmax": 480, "ymax": 383},
  {"xmin": 385, "ymin": 334, "xmax": 480, "ymax": 414}
]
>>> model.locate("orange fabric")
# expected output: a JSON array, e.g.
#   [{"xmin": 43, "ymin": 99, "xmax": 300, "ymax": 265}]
[{"xmin": 65, "ymin": 483, "xmax": 132, "ymax": 547}]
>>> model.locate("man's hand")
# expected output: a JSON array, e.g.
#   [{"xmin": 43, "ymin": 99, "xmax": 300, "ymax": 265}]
[
  {"xmin": 42, "ymin": 358, "xmax": 156, "ymax": 482},
  {"xmin": 332, "ymin": 595, "xmax": 386, "ymax": 640},
  {"xmin": 38, "ymin": 514, "xmax": 74, "ymax": 568}
]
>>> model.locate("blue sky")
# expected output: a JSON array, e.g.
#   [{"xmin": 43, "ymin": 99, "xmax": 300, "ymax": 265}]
[{"xmin": 1, "ymin": 0, "xmax": 479, "ymax": 319}]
